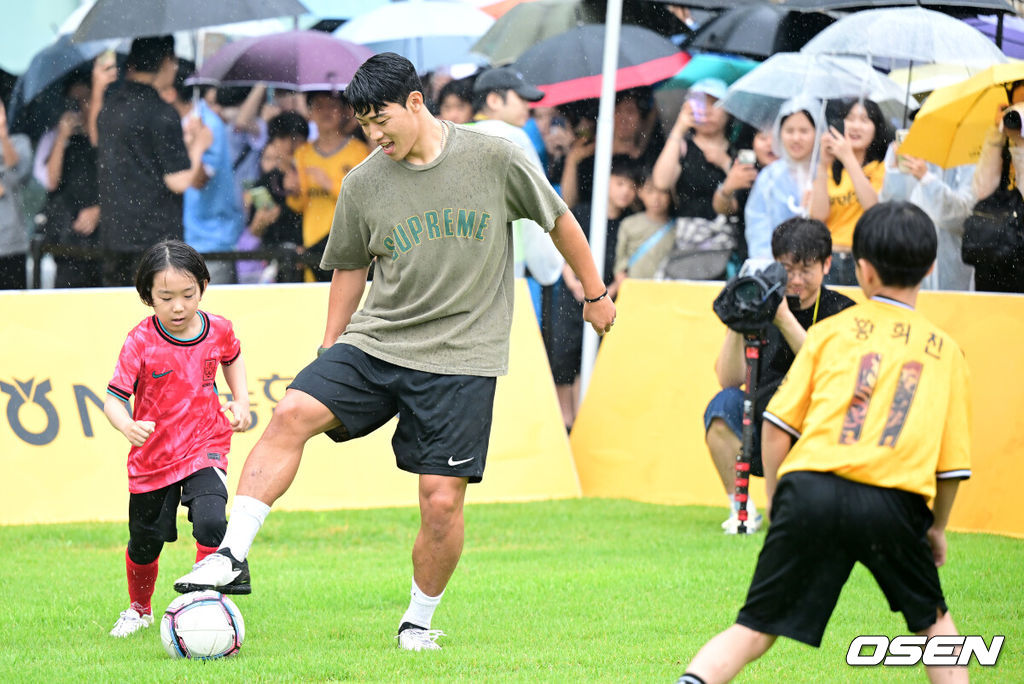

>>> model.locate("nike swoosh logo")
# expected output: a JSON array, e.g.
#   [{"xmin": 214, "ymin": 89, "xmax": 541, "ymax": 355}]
[
  {"xmin": 448, "ymin": 456, "xmax": 475, "ymax": 467},
  {"xmin": 152, "ymin": 370, "xmax": 173, "ymax": 378}
]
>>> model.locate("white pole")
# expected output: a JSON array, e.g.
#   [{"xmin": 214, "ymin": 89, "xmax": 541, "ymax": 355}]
[{"xmin": 579, "ymin": 0, "xmax": 623, "ymax": 400}]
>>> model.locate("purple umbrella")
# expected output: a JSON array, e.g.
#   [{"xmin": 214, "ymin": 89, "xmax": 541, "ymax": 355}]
[
  {"xmin": 193, "ymin": 30, "xmax": 375, "ymax": 92},
  {"xmin": 964, "ymin": 14, "xmax": 1024, "ymax": 60}
]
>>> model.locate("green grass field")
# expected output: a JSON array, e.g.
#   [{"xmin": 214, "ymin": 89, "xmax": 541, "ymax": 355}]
[{"xmin": 0, "ymin": 499, "xmax": 1020, "ymax": 683}]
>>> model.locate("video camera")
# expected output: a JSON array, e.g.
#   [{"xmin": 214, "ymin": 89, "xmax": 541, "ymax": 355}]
[
  {"xmin": 1003, "ymin": 103, "xmax": 1024, "ymax": 132},
  {"xmin": 712, "ymin": 259, "xmax": 788, "ymax": 335}
]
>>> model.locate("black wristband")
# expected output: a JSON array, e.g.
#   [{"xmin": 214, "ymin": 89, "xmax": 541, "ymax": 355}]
[{"xmin": 584, "ymin": 289, "xmax": 608, "ymax": 303}]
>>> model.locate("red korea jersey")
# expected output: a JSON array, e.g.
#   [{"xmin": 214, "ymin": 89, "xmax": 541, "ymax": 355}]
[{"xmin": 107, "ymin": 311, "xmax": 242, "ymax": 493}]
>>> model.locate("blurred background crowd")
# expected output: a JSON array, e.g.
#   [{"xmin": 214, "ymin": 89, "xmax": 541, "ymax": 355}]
[{"xmin": 2, "ymin": 0, "xmax": 1024, "ymax": 427}]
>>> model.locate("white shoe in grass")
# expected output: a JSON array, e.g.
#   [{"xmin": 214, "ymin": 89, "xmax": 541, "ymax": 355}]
[
  {"xmin": 723, "ymin": 510, "xmax": 763, "ymax": 534},
  {"xmin": 109, "ymin": 608, "xmax": 153, "ymax": 637},
  {"xmin": 397, "ymin": 627, "xmax": 446, "ymax": 651}
]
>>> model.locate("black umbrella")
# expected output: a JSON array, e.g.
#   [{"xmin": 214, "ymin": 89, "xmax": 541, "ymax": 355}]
[
  {"xmin": 778, "ymin": 0, "xmax": 1015, "ymax": 13},
  {"xmin": 512, "ymin": 24, "xmax": 688, "ymax": 107},
  {"xmin": 684, "ymin": 3, "xmax": 836, "ymax": 60},
  {"xmin": 71, "ymin": 0, "xmax": 309, "ymax": 42},
  {"xmin": 7, "ymin": 35, "xmax": 126, "ymax": 141}
]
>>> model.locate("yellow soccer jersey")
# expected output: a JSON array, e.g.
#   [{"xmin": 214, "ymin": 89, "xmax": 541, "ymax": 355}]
[
  {"xmin": 765, "ymin": 296, "xmax": 971, "ymax": 500},
  {"xmin": 288, "ymin": 138, "xmax": 371, "ymax": 248}
]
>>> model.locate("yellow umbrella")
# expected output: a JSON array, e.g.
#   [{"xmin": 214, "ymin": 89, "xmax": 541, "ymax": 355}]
[{"xmin": 900, "ymin": 62, "xmax": 1024, "ymax": 169}]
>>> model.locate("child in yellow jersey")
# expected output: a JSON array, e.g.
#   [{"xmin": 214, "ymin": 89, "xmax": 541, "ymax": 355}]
[
  {"xmin": 287, "ymin": 91, "xmax": 369, "ymax": 281},
  {"xmin": 678, "ymin": 201, "xmax": 971, "ymax": 684}
]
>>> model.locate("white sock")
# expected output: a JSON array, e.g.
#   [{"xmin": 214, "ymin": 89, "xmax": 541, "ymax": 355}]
[
  {"xmin": 399, "ymin": 578, "xmax": 443, "ymax": 630},
  {"xmin": 730, "ymin": 493, "xmax": 756, "ymax": 513},
  {"xmin": 219, "ymin": 495, "xmax": 271, "ymax": 561}
]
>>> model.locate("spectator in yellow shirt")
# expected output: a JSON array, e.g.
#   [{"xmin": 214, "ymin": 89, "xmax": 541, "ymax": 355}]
[
  {"xmin": 808, "ymin": 99, "xmax": 892, "ymax": 286},
  {"xmin": 287, "ymin": 91, "xmax": 370, "ymax": 281}
]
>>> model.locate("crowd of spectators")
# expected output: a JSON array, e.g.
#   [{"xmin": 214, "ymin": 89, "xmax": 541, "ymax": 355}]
[{"xmin": 2, "ymin": 33, "xmax": 1022, "ymax": 432}]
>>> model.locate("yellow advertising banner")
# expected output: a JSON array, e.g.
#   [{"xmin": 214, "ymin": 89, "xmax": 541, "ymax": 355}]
[
  {"xmin": 571, "ymin": 280, "xmax": 1024, "ymax": 539},
  {"xmin": 0, "ymin": 281, "xmax": 580, "ymax": 525}
]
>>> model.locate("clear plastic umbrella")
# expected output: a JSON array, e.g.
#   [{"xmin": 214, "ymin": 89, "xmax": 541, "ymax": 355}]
[
  {"xmin": 799, "ymin": 6, "xmax": 1008, "ymax": 70},
  {"xmin": 720, "ymin": 52, "xmax": 915, "ymax": 131}
]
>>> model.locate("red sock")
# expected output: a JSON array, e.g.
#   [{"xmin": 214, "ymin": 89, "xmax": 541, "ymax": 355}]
[
  {"xmin": 196, "ymin": 543, "xmax": 219, "ymax": 563},
  {"xmin": 125, "ymin": 549, "xmax": 158, "ymax": 616}
]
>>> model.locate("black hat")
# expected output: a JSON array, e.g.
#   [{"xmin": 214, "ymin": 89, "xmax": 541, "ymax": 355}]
[{"xmin": 473, "ymin": 66, "xmax": 544, "ymax": 102}]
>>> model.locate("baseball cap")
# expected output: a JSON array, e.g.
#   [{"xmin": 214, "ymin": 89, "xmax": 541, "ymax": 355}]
[
  {"xmin": 688, "ymin": 77, "xmax": 728, "ymax": 101},
  {"xmin": 473, "ymin": 66, "xmax": 545, "ymax": 102}
]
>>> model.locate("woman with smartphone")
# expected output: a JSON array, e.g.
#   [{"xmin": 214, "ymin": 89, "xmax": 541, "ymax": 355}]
[{"xmin": 808, "ymin": 98, "xmax": 893, "ymax": 285}]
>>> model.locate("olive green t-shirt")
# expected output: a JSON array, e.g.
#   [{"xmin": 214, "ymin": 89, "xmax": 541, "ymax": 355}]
[{"xmin": 321, "ymin": 122, "xmax": 568, "ymax": 376}]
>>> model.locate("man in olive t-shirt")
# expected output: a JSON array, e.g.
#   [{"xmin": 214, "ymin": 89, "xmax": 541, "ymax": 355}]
[{"xmin": 175, "ymin": 53, "xmax": 616, "ymax": 651}]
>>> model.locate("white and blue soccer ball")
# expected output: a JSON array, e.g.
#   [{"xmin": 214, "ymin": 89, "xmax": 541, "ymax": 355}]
[{"xmin": 160, "ymin": 590, "xmax": 245, "ymax": 659}]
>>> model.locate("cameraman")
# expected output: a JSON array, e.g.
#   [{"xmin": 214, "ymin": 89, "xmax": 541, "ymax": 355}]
[
  {"xmin": 704, "ymin": 218, "xmax": 855, "ymax": 533},
  {"xmin": 971, "ymin": 79, "xmax": 1024, "ymax": 292}
]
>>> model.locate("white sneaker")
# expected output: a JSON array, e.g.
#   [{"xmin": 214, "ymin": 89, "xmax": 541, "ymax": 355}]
[
  {"xmin": 174, "ymin": 548, "xmax": 251, "ymax": 595},
  {"xmin": 109, "ymin": 608, "xmax": 153, "ymax": 637},
  {"xmin": 723, "ymin": 510, "xmax": 763, "ymax": 534},
  {"xmin": 397, "ymin": 627, "xmax": 446, "ymax": 651}
]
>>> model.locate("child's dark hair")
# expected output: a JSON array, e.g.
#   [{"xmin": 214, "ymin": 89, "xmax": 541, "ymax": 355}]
[
  {"xmin": 828, "ymin": 98, "xmax": 894, "ymax": 184},
  {"xmin": 852, "ymin": 201, "xmax": 936, "ymax": 288},
  {"xmin": 771, "ymin": 217, "xmax": 832, "ymax": 264},
  {"xmin": 610, "ymin": 157, "xmax": 641, "ymax": 185},
  {"xmin": 637, "ymin": 165, "xmax": 676, "ymax": 214},
  {"xmin": 346, "ymin": 52, "xmax": 423, "ymax": 117},
  {"xmin": 440, "ymin": 76, "xmax": 476, "ymax": 110},
  {"xmin": 135, "ymin": 240, "xmax": 210, "ymax": 305},
  {"xmin": 268, "ymin": 111, "xmax": 310, "ymax": 141}
]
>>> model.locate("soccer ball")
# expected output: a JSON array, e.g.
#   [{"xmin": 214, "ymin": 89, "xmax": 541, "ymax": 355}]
[{"xmin": 160, "ymin": 591, "xmax": 245, "ymax": 659}]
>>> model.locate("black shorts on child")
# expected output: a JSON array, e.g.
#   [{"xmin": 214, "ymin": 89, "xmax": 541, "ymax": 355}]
[
  {"xmin": 736, "ymin": 471, "xmax": 948, "ymax": 647},
  {"xmin": 289, "ymin": 343, "xmax": 497, "ymax": 483},
  {"xmin": 128, "ymin": 466, "xmax": 228, "ymax": 544}
]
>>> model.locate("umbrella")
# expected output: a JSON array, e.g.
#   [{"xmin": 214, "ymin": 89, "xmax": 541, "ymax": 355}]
[
  {"xmin": 659, "ymin": 52, "xmax": 758, "ymax": 90},
  {"xmin": 192, "ymin": 30, "xmax": 373, "ymax": 92},
  {"xmin": 298, "ymin": 0, "xmax": 390, "ymax": 19},
  {"xmin": 899, "ymin": 61, "xmax": 1024, "ymax": 168},
  {"xmin": 720, "ymin": 52, "xmax": 916, "ymax": 130},
  {"xmin": 71, "ymin": 0, "xmax": 309, "ymax": 43},
  {"xmin": 799, "ymin": 7, "xmax": 1009, "ymax": 70},
  {"xmin": 334, "ymin": 1, "xmax": 494, "ymax": 74},
  {"xmin": 964, "ymin": 14, "xmax": 1024, "ymax": 60},
  {"xmin": 778, "ymin": 0, "xmax": 1015, "ymax": 13},
  {"xmin": 512, "ymin": 24, "xmax": 689, "ymax": 107},
  {"xmin": 7, "ymin": 35, "xmax": 125, "ymax": 139},
  {"xmin": 0, "ymin": 1, "xmax": 81, "ymax": 75},
  {"xmin": 684, "ymin": 3, "xmax": 836, "ymax": 60},
  {"xmin": 887, "ymin": 62, "xmax": 986, "ymax": 99},
  {"xmin": 471, "ymin": 0, "xmax": 599, "ymax": 66},
  {"xmin": 643, "ymin": 0, "xmax": 767, "ymax": 9}
]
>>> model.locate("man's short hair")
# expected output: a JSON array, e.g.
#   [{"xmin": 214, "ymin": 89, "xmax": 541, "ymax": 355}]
[
  {"xmin": 346, "ymin": 52, "xmax": 423, "ymax": 117},
  {"xmin": 267, "ymin": 111, "xmax": 309, "ymax": 142},
  {"xmin": 771, "ymin": 217, "xmax": 832, "ymax": 264},
  {"xmin": 126, "ymin": 35, "xmax": 175, "ymax": 73},
  {"xmin": 852, "ymin": 201, "xmax": 936, "ymax": 287}
]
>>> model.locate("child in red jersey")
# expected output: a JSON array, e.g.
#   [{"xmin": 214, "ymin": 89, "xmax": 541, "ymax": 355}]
[{"xmin": 103, "ymin": 240, "xmax": 252, "ymax": 637}]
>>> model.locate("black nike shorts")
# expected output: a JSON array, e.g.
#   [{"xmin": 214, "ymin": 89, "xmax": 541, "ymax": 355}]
[
  {"xmin": 289, "ymin": 343, "xmax": 496, "ymax": 483},
  {"xmin": 736, "ymin": 471, "xmax": 947, "ymax": 647},
  {"xmin": 128, "ymin": 466, "xmax": 228, "ymax": 545}
]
